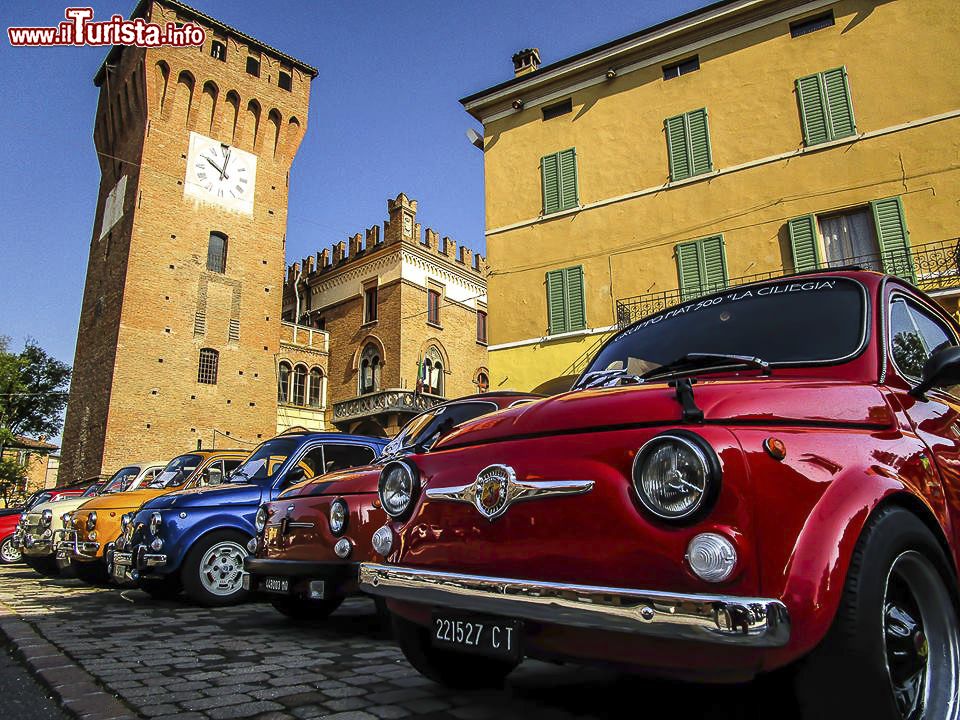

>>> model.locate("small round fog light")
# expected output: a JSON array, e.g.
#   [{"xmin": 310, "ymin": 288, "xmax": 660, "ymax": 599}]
[
  {"xmin": 89, "ymin": 531, "xmax": 98, "ymax": 541},
  {"xmin": 150, "ymin": 538, "xmax": 163, "ymax": 552},
  {"xmin": 372, "ymin": 525, "xmax": 393, "ymax": 556},
  {"xmin": 246, "ymin": 537, "xmax": 258, "ymax": 553},
  {"xmin": 686, "ymin": 532, "xmax": 737, "ymax": 583},
  {"xmin": 334, "ymin": 538, "xmax": 352, "ymax": 559}
]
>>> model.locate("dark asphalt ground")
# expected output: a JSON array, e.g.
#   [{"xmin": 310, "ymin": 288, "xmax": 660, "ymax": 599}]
[{"xmin": 0, "ymin": 641, "xmax": 69, "ymax": 720}]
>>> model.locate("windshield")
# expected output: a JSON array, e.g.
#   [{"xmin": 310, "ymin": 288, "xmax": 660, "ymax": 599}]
[
  {"xmin": 379, "ymin": 401, "xmax": 500, "ymax": 457},
  {"xmin": 581, "ymin": 278, "xmax": 866, "ymax": 385},
  {"xmin": 100, "ymin": 467, "xmax": 141, "ymax": 494},
  {"xmin": 230, "ymin": 438, "xmax": 301, "ymax": 483},
  {"xmin": 149, "ymin": 454, "xmax": 203, "ymax": 488},
  {"xmin": 80, "ymin": 483, "xmax": 101, "ymax": 498},
  {"xmin": 26, "ymin": 492, "xmax": 51, "ymax": 509}
]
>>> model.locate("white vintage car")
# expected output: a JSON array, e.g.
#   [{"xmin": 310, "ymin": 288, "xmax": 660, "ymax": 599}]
[{"xmin": 16, "ymin": 461, "xmax": 165, "ymax": 576}]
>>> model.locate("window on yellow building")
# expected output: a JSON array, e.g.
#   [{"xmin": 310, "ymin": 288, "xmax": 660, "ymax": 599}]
[
  {"xmin": 665, "ymin": 108, "xmax": 712, "ymax": 182},
  {"xmin": 546, "ymin": 266, "xmax": 586, "ymax": 335},
  {"xmin": 662, "ymin": 56, "xmax": 699, "ymax": 80},
  {"xmin": 675, "ymin": 235, "xmax": 727, "ymax": 301},
  {"xmin": 795, "ymin": 67, "xmax": 855, "ymax": 146},
  {"xmin": 198, "ymin": 348, "xmax": 219, "ymax": 385},
  {"xmin": 790, "ymin": 11, "xmax": 835, "ymax": 38},
  {"xmin": 541, "ymin": 148, "xmax": 578, "ymax": 215},
  {"xmin": 787, "ymin": 197, "xmax": 914, "ymax": 282}
]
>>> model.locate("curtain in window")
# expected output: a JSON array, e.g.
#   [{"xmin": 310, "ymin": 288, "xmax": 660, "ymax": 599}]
[{"xmin": 819, "ymin": 210, "xmax": 879, "ymax": 269}]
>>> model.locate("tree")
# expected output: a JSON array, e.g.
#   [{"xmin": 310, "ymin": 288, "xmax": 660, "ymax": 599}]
[{"xmin": 0, "ymin": 337, "xmax": 71, "ymax": 504}]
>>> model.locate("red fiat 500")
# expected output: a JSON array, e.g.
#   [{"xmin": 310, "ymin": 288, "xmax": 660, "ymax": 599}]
[
  {"xmin": 360, "ymin": 270, "xmax": 960, "ymax": 720},
  {"xmin": 244, "ymin": 392, "xmax": 541, "ymax": 622}
]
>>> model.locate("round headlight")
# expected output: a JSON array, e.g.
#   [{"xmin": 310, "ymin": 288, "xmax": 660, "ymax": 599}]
[
  {"xmin": 329, "ymin": 498, "xmax": 348, "ymax": 536},
  {"xmin": 632, "ymin": 432, "xmax": 720, "ymax": 522},
  {"xmin": 86, "ymin": 511, "xmax": 97, "ymax": 531},
  {"xmin": 61, "ymin": 512, "xmax": 73, "ymax": 526},
  {"xmin": 40, "ymin": 509, "xmax": 53, "ymax": 526},
  {"xmin": 687, "ymin": 533, "xmax": 737, "ymax": 582},
  {"xmin": 378, "ymin": 461, "xmax": 419, "ymax": 519},
  {"xmin": 120, "ymin": 513, "xmax": 132, "ymax": 531},
  {"xmin": 254, "ymin": 505, "xmax": 268, "ymax": 534},
  {"xmin": 149, "ymin": 511, "xmax": 162, "ymax": 536}
]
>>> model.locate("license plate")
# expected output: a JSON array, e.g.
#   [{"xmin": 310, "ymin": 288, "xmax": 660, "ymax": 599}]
[
  {"xmin": 431, "ymin": 612, "xmax": 522, "ymax": 661},
  {"xmin": 112, "ymin": 563, "xmax": 127, "ymax": 582},
  {"xmin": 262, "ymin": 577, "xmax": 289, "ymax": 594}
]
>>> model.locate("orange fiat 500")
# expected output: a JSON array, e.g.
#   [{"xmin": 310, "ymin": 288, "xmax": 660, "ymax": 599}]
[{"xmin": 64, "ymin": 450, "xmax": 247, "ymax": 584}]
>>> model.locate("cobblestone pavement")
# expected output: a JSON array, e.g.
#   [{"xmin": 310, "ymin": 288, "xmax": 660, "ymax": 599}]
[{"xmin": 0, "ymin": 565, "xmax": 796, "ymax": 720}]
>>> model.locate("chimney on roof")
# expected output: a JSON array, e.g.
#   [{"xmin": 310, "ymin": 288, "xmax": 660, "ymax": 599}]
[{"xmin": 512, "ymin": 48, "xmax": 541, "ymax": 77}]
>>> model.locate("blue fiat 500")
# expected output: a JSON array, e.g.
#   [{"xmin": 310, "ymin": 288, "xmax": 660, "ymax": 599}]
[{"xmin": 113, "ymin": 431, "xmax": 387, "ymax": 605}]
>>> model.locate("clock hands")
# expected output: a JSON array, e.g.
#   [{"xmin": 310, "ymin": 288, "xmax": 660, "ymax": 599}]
[{"xmin": 204, "ymin": 155, "xmax": 229, "ymax": 180}]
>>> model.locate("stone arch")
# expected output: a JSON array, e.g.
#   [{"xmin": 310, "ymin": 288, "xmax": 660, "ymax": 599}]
[
  {"xmin": 284, "ymin": 116, "xmax": 302, "ymax": 157},
  {"xmin": 172, "ymin": 70, "xmax": 195, "ymax": 128},
  {"xmin": 199, "ymin": 80, "xmax": 218, "ymax": 135},
  {"xmin": 153, "ymin": 60, "xmax": 170, "ymax": 115},
  {"xmin": 245, "ymin": 99, "xmax": 261, "ymax": 151},
  {"xmin": 350, "ymin": 334, "xmax": 387, "ymax": 371},
  {"xmin": 267, "ymin": 108, "xmax": 282, "ymax": 158},
  {"xmin": 417, "ymin": 338, "xmax": 450, "ymax": 371},
  {"xmin": 224, "ymin": 90, "xmax": 240, "ymax": 143},
  {"xmin": 473, "ymin": 366, "xmax": 490, "ymax": 393}
]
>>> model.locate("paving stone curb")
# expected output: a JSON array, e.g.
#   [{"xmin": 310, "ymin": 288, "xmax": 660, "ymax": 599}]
[{"xmin": 0, "ymin": 599, "xmax": 139, "ymax": 720}]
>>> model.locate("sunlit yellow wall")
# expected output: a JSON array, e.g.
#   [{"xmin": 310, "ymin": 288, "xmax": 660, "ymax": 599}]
[{"xmin": 481, "ymin": 0, "xmax": 960, "ymax": 390}]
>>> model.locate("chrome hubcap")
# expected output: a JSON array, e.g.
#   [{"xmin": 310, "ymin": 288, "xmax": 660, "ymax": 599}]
[
  {"xmin": 0, "ymin": 538, "xmax": 21, "ymax": 563},
  {"xmin": 198, "ymin": 541, "xmax": 246, "ymax": 596},
  {"xmin": 883, "ymin": 551, "xmax": 960, "ymax": 720}
]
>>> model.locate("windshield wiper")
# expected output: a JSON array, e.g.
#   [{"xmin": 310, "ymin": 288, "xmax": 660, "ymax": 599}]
[
  {"xmin": 577, "ymin": 368, "xmax": 645, "ymax": 390},
  {"xmin": 640, "ymin": 353, "xmax": 771, "ymax": 381}
]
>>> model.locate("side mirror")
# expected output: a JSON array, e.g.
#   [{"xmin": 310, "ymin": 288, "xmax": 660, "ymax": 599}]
[
  {"xmin": 910, "ymin": 346, "xmax": 960, "ymax": 399},
  {"xmin": 206, "ymin": 467, "xmax": 223, "ymax": 486},
  {"xmin": 282, "ymin": 466, "xmax": 306, "ymax": 486}
]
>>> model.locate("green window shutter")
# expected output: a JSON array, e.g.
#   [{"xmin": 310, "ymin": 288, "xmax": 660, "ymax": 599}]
[
  {"xmin": 676, "ymin": 241, "xmax": 702, "ymax": 301},
  {"xmin": 872, "ymin": 197, "xmax": 915, "ymax": 283},
  {"xmin": 788, "ymin": 215, "xmax": 821, "ymax": 271},
  {"xmin": 564, "ymin": 266, "xmax": 586, "ymax": 331},
  {"xmin": 687, "ymin": 108, "xmax": 712, "ymax": 176},
  {"xmin": 822, "ymin": 67, "xmax": 855, "ymax": 140},
  {"xmin": 558, "ymin": 148, "xmax": 579, "ymax": 210},
  {"xmin": 541, "ymin": 153, "xmax": 561, "ymax": 215},
  {"xmin": 546, "ymin": 269, "xmax": 567, "ymax": 334},
  {"xmin": 699, "ymin": 235, "xmax": 727, "ymax": 292},
  {"xmin": 796, "ymin": 73, "xmax": 828, "ymax": 146},
  {"xmin": 665, "ymin": 114, "xmax": 691, "ymax": 181}
]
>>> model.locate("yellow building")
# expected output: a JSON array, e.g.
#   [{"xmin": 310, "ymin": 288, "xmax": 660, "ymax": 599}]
[{"xmin": 462, "ymin": 0, "xmax": 960, "ymax": 391}]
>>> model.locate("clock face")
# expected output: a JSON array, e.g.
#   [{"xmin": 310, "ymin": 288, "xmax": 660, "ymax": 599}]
[{"xmin": 184, "ymin": 132, "xmax": 257, "ymax": 215}]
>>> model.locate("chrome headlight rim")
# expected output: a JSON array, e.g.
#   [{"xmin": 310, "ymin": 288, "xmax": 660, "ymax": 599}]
[
  {"xmin": 631, "ymin": 430, "xmax": 721, "ymax": 523},
  {"xmin": 86, "ymin": 511, "xmax": 97, "ymax": 531},
  {"xmin": 120, "ymin": 513, "xmax": 132, "ymax": 531},
  {"xmin": 378, "ymin": 460, "xmax": 420, "ymax": 520},
  {"xmin": 40, "ymin": 509, "xmax": 53, "ymax": 527},
  {"xmin": 61, "ymin": 512, "xmax": 73, "ymax": 527},
  {"xmin": 254, "ymin": 505, "xmax": 268, "ymax": 534},
  {"xmin": 329, "ymin": 498, "xmax": 348, "ymax": 536},
  {"xmin": 149, "ymin": 511, "xmax": 162, "ymax": 536}
]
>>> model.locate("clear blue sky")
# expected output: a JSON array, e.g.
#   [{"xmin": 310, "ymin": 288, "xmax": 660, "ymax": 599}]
[{"xmin": 0, "ymin": 0, "xmax": 710, "ymax": 367}]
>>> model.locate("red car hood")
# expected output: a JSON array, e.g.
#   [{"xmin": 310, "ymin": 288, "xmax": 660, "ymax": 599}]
[
  {"xmin": 280, "ymin": 465, "xmax": 383, "ymax": 498},
  {"xmin": 434, "ymin": 378, "xmax": 894, "ymax": 450}
]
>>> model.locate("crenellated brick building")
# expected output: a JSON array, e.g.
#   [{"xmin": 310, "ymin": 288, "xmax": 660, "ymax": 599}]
[{"xmin": 281, "ymin": 193, "xmax": 489, "ymax": 437}]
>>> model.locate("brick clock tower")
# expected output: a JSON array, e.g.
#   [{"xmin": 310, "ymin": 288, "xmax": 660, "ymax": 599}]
[{"xmin": 59, "ymin": 0, "xmax": 316, "ymax": 481}]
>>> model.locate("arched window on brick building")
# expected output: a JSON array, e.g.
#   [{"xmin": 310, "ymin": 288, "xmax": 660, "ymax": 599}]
[
  {"xmin": 424, "ymin": 346, "xmax": 444, "ymax": 396},
  {"xmin": 198, "ymin": 348, "xmax": 219, "ymax": 384},
  {"xmin": 278, "ymin": 361, "xmax": 291, "ymax": 403},
  {"xmin": 308, "ymin": 367, "xmax": 323, "ymax": 407},
  {"xmin": 207, "ymin": 232, "xmax": 227, "ymax": 273},
  {"xmin": 360, "ymin": 344, "xmax": 381, "ymax": 395},
  {"xmin": 292, "ymin": 364, "xmax": 307, "ymax": 406}
]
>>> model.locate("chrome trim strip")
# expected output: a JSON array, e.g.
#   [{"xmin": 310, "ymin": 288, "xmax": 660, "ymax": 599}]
[
  {"xmin": 359, "ymin": 563, "xmax": 790, "ymax": 648},
  {"xmin": 425, "ymin": 472, "xmax": 594, "ymax": 521}
]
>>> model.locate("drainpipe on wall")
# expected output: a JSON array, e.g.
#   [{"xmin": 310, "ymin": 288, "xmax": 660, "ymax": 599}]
[{"xmin": 292, "ymin": 265, "xmax": 303, "ymax": 345}]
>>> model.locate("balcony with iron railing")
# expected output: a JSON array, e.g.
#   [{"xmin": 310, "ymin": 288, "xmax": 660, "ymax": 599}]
[
  {"xmin": 615, "ymin": 238, "xmax": 960, "ymax": 329},
  {"xmin": 332, "ymin": 389, "xmax": 445, "ymax": 425}
]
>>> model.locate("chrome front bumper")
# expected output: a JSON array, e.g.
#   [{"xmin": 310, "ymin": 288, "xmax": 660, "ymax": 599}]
[
  {"xmin": 114, "ymin": 548, "xmax": 167, "ymax": 569},
  {"xmin": 20, "ymin": 529, "xmax": 55, "ymax": 555},
  {"xmin": 57, "ymin": 530, "xmax": 101, "ymax": 560},
  {"xmin": 359, "ymin": 563, "xmax": 791, "ymax": 648}
]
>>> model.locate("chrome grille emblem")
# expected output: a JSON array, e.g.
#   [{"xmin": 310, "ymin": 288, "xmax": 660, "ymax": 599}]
[{"xmin": 426, "ymin": 464, "xmax": 594, "ymax": 521}]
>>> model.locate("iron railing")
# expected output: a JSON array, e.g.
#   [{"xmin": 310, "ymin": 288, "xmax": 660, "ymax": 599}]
[
  {"xmin": 332, "ymin": 388, "xmax": 445, "ymax": 424},
  {"xmin": 615, "ymin": 239, "xmax": 960, "ymax": 329}
]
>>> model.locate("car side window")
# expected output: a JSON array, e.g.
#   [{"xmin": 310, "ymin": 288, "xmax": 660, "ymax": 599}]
[
  {"xmin": 298, "ymin": 446, "xmax": 327, "ymax": 479},
  {"xmin": 223, "ymin": 460, "xmax": 242, "ymax": 478},
  {"xmin": 889, "ymin": 296, "xmax": 957, "ymax": 390},
  {"xmin": 199, "ymin": 461, "xmax": 225, "ymax": 487},
  {"xmin": 322, "ymin": 444, "xmax": 377, "ymax": 473}
]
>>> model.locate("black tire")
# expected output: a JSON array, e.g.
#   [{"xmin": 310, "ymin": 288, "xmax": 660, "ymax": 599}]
[
  {"xmin": 23, "ymin": 555, "xmax": 59, "ymax": 577},
  {"xmin": 181, "ymin": 529, "xmax": 250, "ymax": 607},
  {"xmin": 794, "ymin": 506, "xmax": 960, "ymax": 720},
  {"xmin": 270, "ymin": 595, "xmax": 343, "ymax": 622},
  {"xmin": 0, "ymin": 536, "xmax": 22, "ymax": 564},
  {"xmin": 391, "ymin": 611, "xmax": 519, "ymax": 689},
  {"xmin": 139, "ymin": 576, "xmax": 183, "ymax": 600},
  {"xmin": 73, "ymin": 560, "xmax": 110, "ymax": 585}
]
